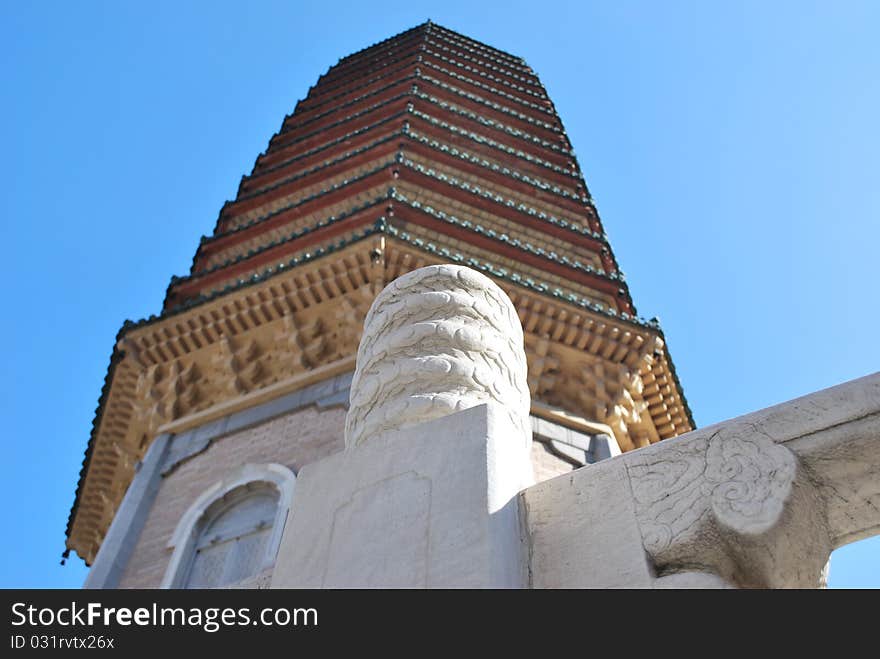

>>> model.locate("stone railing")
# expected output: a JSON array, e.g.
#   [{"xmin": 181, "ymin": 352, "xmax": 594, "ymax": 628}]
[{"xmin": 523, "ymin": 369, "xmax": 880, "ymax": 588}]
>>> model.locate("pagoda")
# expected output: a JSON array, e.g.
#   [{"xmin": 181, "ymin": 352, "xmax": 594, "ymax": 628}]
[{"xmin": 67, "ymin": 21, "xmax": 693, "ymax": 567}]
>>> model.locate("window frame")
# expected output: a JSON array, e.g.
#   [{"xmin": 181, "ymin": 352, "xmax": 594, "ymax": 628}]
[{"xmin": 161, "ymin": 463, "xmax": 297, "ymax": 589}]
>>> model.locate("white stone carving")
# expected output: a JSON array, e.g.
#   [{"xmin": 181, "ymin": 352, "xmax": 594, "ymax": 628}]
[
  {"xmin": 524, "ymin": 372, "xmax": 880, "ymax": 588},
  {"xmin": 627, "ymin": 430, "xmax": 797, "ymax": 558},
  {"xmin": 346, "ymin": 264, "xmax": 530, "ymax": 448},
  {"xmin": 623, "ymin": 427, "xmax": 824, "ymax": 587}
]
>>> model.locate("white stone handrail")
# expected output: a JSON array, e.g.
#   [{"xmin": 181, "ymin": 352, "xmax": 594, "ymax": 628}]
[{"xmin": 524, "ymin": 372, "xmax": 880, "ymax": 588}]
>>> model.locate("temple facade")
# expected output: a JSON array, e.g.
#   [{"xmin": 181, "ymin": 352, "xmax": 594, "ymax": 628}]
[{"xmin": 70, "ymin": 22, "xmax": 695, "ymax": 588}]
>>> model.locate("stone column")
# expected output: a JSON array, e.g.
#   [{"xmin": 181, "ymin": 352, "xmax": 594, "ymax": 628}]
[{"xmin": 271, "ymin": 265, "xmax": 534, "ymax": 588}]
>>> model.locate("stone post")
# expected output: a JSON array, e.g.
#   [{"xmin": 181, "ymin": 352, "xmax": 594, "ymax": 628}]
[{"xmin": 271, "ymin": 265, "xmax": 534, "ymax": 587}]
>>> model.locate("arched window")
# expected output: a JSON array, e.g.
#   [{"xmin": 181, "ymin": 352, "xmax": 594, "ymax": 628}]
[
  {"xmin": 185, "ymin": 483, "xmax": 279, "ymax": 588},
  {"xmin": 162, "ymin": 463, "xmax": 296, "ymax": 589}
]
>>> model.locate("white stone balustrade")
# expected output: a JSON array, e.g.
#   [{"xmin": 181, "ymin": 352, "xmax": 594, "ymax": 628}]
[{"xmin": 524, "ymin": 372, "xmax": 880, "ymax": 588}]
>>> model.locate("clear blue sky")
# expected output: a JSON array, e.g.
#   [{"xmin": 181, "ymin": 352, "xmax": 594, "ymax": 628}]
[{"xmin": 1, "ymin": 1, "xmax": 877, "ymax": 588}]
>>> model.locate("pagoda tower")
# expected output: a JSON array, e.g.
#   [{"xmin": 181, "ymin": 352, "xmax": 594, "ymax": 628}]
[{"xmin": 68, "ymin": 22, "xmax": 693, "ymax": 584}]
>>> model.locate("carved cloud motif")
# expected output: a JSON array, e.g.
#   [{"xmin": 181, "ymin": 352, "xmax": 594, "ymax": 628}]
[
  {"xmin": 627, "ymin": 430, "xmax": 797, "ymax": 560},
  {"xmin": 345, "ymin": 264, "xmax": 530, "ymax": 448}
]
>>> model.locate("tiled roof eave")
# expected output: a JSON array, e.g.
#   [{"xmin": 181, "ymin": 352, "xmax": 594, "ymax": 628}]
[
  {"xmin": 64, "ymin": 342, "xmax": 124, "ymax": 562},
  {"xmin": 173, "ymin": 193, "xmax": 392, "ymax": 292},
  {"xmin": 333, "ymin": 22, "xmax": 427, "ymax": 68}
]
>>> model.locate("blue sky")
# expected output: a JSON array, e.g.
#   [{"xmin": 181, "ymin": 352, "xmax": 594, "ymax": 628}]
[{"xmin": 1, "ymin": 1, "xmax": 877, "ymax": 588}]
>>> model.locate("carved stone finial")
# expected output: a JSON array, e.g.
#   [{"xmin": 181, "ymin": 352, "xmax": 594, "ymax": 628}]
[{"xmin": 345, "ymin": 264, "xmax": 530, "ymax": 448}]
